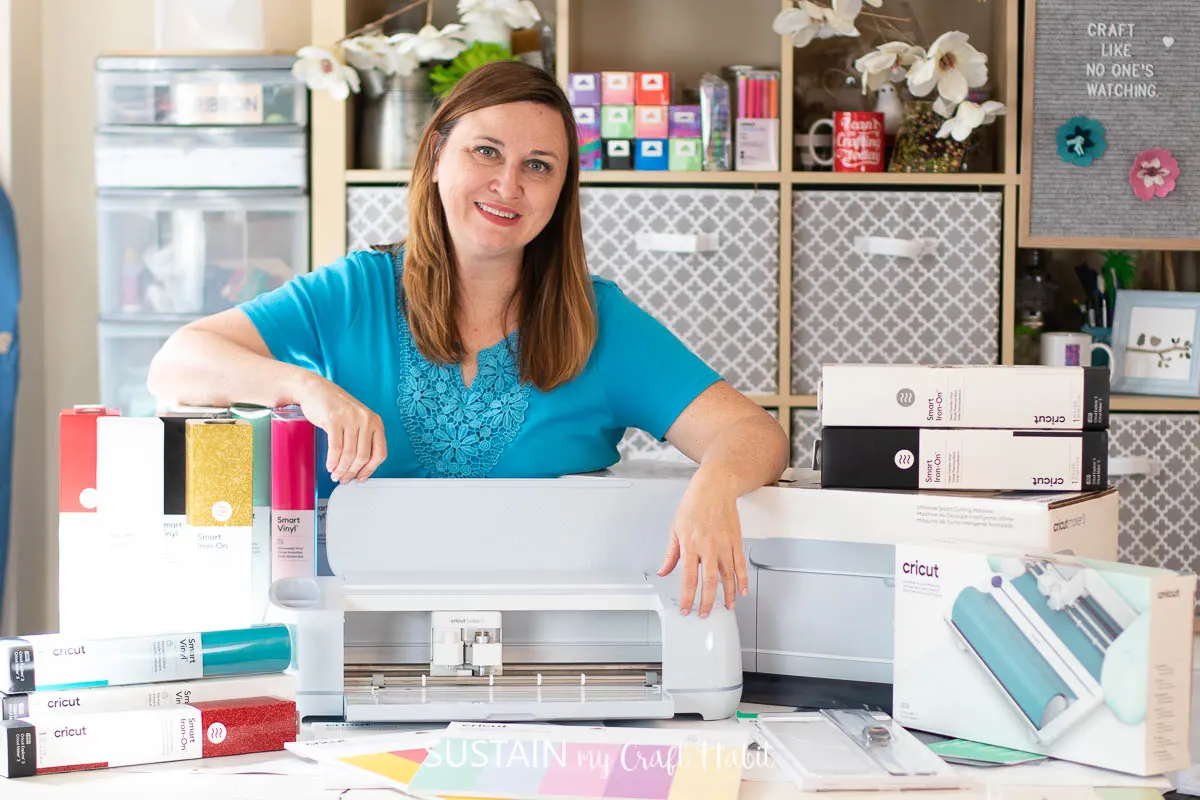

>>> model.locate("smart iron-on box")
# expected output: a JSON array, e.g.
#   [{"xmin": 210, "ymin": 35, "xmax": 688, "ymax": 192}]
[
  {"xmin": 892, "ymin": 541, "xmax": 1196, "ymax": 776},
  {"xmin": 266, "ymin": 464, "xmax": 742, "ymax": 723}
]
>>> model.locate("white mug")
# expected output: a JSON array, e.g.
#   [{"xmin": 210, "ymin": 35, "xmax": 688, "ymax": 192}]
[{"xmin": 1040, "ymin": 331, "xmax": 1114, "ymax": 367}]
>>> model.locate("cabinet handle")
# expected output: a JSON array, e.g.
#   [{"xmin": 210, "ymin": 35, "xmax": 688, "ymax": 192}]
[
  {"xmin": 1109, "ymin": 455, "xmax": 1161, "ymax": 477},
  {"xmin": 853, "ymin": 235, "xmax": 938, "ymax": 260},
  {"xmin": 635, "ymin": 232, "xmax": 721, "ymax": 253}
]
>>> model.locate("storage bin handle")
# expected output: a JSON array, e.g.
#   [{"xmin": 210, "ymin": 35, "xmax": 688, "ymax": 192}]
[
  {"xmin": 853, "ymin": 235, "xmax": 937, "ymax": 260},
  {"xmin": 635, "ymin": 232, "xmax": 721, "ymax": 253},
  {"xmin": 1108, "ymin": 455, "xmax": 1161, "ymax": 477}
]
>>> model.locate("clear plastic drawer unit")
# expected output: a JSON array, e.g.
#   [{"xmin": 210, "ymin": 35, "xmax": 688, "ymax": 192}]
[
  {"xmin": 94, "ymin": 126, "xmax": 308, "ymax": 189},
  {"xmin": 94, "ymin": 54, "xmax": 306, "ymax": 127},
  {"xmin": 97, "ymin": 190, "xmax": 309, "ymax": 318},
  {"xmin": 98, "ymin": 320, "xmax": 180, "ymax": 416}
]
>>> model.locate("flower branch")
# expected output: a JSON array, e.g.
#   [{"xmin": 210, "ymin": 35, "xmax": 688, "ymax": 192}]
[
  {"xmin": 774, "ymin": 0, "xmax": 1006, "ymax": 142},
  {"xmin": 293, "ymin": 0, "xmax": 542, "ymax": 100}
]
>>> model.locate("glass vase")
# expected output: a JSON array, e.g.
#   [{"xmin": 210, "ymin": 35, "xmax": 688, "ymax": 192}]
[{"xmin": 887, "ymin": 100, "xmax": 968, "ymax": 173}]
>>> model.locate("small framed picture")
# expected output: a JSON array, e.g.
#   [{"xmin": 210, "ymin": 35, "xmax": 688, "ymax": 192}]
[{"xmin": 1110, "ymin": 289, "xmax": 1200, "ymax": 396}]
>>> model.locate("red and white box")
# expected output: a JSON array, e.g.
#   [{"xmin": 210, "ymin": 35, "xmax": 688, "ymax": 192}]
[
  {"xmin": 57, "ymin": 406, "xmax": 120, "ymax": 634},
  {"xmin": 635, "ymin": 71, "xmax": 670, "ymax": 105},
  {"xmin": 0, "ymin": 696, "xmax": 297, "ymax": 777}
]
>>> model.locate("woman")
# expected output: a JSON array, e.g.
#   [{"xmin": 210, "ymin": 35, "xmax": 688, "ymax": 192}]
[{"xmin": 147, "ymin": 61, "xmax": 789, "ymax": 619}]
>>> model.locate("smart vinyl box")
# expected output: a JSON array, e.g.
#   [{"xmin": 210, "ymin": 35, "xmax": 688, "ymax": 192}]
[
  {"xmin": 818, "ymin": 427, "xmax": 1109, "ymax": 492},
  {"xmin": 892, "ymin": 541, "xmax": 1196, "ymax": 776},
  {"xmin": 818, "ymin": 364, "xmax": 1110, "ymax": 430}
]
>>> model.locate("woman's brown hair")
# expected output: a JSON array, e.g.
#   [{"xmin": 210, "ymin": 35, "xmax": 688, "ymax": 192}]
[{"xmin": 401, "ymin": 60, "xmax": 595, "ymax": 391}]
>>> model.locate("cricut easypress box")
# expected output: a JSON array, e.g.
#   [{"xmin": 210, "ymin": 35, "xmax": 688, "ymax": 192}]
[{"xmin": 892, "ymin": 541, "xmax": 1196, "ymax": 776}]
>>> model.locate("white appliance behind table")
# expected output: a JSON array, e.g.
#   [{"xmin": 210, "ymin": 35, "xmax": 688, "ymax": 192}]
[{"xmin": 93, "ymin": 54, "xmax": 309, "ymax": 415}]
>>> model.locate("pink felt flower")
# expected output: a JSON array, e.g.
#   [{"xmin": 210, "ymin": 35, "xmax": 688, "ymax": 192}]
[{"xmin": 1129, "ymin": 148, "xmax": 1179, "ymax": 201}]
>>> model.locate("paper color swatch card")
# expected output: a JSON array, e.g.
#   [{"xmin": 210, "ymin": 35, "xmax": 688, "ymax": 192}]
[{"xmin": 330, "ymin": 722, "xmax": 748, "ymax": 800}]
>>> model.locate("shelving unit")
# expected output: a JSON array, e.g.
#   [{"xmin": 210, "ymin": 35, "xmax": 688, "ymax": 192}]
[{"xmin": 308, "ymin": 0, "xmax": 1199, "ymax": 452}]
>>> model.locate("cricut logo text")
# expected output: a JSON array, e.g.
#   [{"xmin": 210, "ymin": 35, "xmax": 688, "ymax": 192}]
[
  {"xmin": 46, "ymin": 698, "xmax": 80, "ymax": 709},
  {"xmin": 1053, "ymin": 513, "xmax": 1087, "ymax": 531},
  {"xmin": 54, "ymin": 727, "xmax": 86, "ymax": 738},
  {"xmin": 901, "ymin": 560, "xmax": 940, "ymax": 578},
  {"xmin": 1032, "ymin": 477, "xmax": 1065, "ymax": 487},
  {"xmin": 51, "ymin": 646, "xmax": 85, "ymax": 656},
  {"xmin": 1033, "ymin": 415, "xmax": 1067, "ymax": 424},
  {"xmin": 1158, "ymin": 589, "xmax": 1181, "ymax": 599}
]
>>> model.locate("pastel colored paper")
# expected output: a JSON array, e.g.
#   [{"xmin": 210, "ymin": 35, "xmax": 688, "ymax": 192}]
[
  {"xmin": 1056, "ymin": 116, "xmax": 1106, "ymax": 166},
  {"xmin": 336, "ymin": 723, "xmax": 747, "ymax": 800},
  {"xmin": 1129, "ymin": 147, "xmax": 1179, "ymax": 201}
]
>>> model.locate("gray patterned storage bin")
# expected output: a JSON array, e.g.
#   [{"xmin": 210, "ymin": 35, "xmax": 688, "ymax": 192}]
[
  {"xmin": 1109, "ymin": 413, "xmax": 1200, "ymax": 577},
  {"xmin": 618, "ymin": 409, "xmax": 780, "ymax": 464},
  {"xmin": 791, "ymin": 190, "xmax": 1002, "ymax": 395},
  {"xmin": 582, "ymin": 187, "xmax": 780, "ymax": 395},
  {"xmin": 347, "ymin": 186, "xmax": 410, "ymax": 252},
  {"xmin": 789, "ymin": 409, "xmax": 822, "ymax": 468}
]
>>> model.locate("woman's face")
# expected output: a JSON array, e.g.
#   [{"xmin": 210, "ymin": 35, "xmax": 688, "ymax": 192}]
[{"xmin": 433, "ymin": 101, "xmax": 569, "ymax": 268}]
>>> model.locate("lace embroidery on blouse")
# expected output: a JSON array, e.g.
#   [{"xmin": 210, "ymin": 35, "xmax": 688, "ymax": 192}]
[{"xmin": 391, "ymin": 251, "xmax": 531, "ymax": 477}]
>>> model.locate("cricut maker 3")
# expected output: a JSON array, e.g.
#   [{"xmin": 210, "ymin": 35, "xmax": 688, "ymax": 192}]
[{"xmin": 268, "ymin": 464, "xmax": 742, "ymax": 722}]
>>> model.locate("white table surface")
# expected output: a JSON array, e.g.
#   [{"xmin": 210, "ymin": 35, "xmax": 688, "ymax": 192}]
[{"xmin": 0, "ymin": 699, "xmax": 1177, "ymax": 800}]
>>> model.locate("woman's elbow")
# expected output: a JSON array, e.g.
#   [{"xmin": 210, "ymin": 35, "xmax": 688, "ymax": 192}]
[{"xmin": 145, "ymin": 329, "xmax": 186, "ymax": 401}]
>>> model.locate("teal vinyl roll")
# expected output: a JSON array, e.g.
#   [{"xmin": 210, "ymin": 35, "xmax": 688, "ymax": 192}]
[
  {"xmin": 1012, "ymin": 573, "xmax": 1105, "ymax": 681},
  {"xmin": 200, "ymin": 625, "xmax": 292, "ymax": 676},
  {"xmin": 951, "ymin": 587, "xmax": 1075, "ymax": 729}
]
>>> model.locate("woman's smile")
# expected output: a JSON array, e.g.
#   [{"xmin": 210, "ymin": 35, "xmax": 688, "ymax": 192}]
[{"xmin": 474, "ymin": 201, "xmax": 522, "ymax": 226}]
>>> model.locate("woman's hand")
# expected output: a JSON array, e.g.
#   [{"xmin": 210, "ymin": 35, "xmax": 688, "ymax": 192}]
[
  {"xmin": 293, "ymin": 374, "xmax": 387, "ymax": 483},
  {"xmin": 657, "ymin": 477, "xmax": 749, "ymax": 618}
]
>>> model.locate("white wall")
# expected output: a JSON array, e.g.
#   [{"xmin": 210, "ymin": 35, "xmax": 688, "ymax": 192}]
[{"xmin": 1, "ymin": 0, "xmax": 309, "ymax": 635}]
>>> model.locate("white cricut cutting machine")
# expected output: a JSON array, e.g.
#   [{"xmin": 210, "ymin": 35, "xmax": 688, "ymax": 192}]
[{"xmin": 268, "ymin": 462, "xmax": 742, "ymax": 723}]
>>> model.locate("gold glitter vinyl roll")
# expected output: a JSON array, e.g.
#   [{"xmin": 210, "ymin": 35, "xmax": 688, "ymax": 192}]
[{"xmin": 186, "ymin": 419, "xmax": 254, "ymax": 527}]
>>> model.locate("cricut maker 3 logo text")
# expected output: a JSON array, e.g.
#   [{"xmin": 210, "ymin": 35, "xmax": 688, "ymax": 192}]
[{"xmin": 901, "ymin": 560, "xmax": 940, "ymax": 578}]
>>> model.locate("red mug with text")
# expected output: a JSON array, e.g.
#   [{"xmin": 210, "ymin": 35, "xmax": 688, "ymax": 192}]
[{"xmin": 807, "ymin": 111, "xmax": 885, "ymax": 172}]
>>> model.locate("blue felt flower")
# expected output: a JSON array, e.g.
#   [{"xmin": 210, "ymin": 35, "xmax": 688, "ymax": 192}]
[{"xmin": 1057, "ymin": 116, "xmax": 1107, "ymax": 166}]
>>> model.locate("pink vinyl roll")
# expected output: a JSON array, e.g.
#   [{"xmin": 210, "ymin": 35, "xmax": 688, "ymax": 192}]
[{"xmin": 271, "ymin": 408, "xmax": 315, "ymax": 512}]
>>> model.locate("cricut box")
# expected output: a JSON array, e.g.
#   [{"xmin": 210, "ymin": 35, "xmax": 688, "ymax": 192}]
[
  {"xmin": 892, "ymin": 541, "xmax": 1196, "ymax": 776},
  {"xmin": 731, "ymin": 467, "xmax": 1120, "ymax": 685}
]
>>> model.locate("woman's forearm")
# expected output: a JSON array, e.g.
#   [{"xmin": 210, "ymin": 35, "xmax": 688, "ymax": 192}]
[
  {"xmin": 146, "ymin": 327, "xmax": 317, "ymax": 410},
  {"xmin": 691, "ymin": 414, "xmax": 789, "ymax": 498}
]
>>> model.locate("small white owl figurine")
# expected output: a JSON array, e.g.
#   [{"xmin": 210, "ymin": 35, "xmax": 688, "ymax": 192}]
[{"xmin": 874, "ymin": 84, "xmax": 904, "ymax": 136}]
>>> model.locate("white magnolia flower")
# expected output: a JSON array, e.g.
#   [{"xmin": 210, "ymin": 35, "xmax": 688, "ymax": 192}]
[
  {"xmin": 291, "ymin": 46, "xmax": 360, "ymax": 100},
  {"xmin": 458, "ymin": 0, "xmax": 540, "ymax": 29},
  {"xmin": 907, "ymin": 31, "xmax": 988, "ymax": 105},
  {"xmin": 854, "ymin": 41, "xmax": 925, "ymax": 93},
  {"xmin": 389, "ymin": 23, "xmax": 469, "ymax": 62},
  {"xmin": 773, "ymin": 0, "xmax": 858, "ymax": 48},
  {"xmin": 832, "ymin": 0, "xmax": 882, "ymax": 21},
  {"xmin": 343, "ymin": 34, "xmax": 420, "ymax": 77},
  {"xmin": 936, "ymin": 100, "xmax": 1006, "ymax": 142},
  {"xmin": 932, "ymin": 95, "xmax": 958, "ymax": 117}
]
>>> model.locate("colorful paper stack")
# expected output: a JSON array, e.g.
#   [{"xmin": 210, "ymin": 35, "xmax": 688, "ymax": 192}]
[
  {"xmin": 568, "ymin": 70, "xmax": 703, "ymax": 172},
  {"xmin": 0, "ymin": 624, "xmax": 297, "ymax": 777}
]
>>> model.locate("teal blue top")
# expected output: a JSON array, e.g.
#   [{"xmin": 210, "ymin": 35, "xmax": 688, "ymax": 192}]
[{"xmin": 238, "ymin": 247, "xmax": 722, "ymax": 479}]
